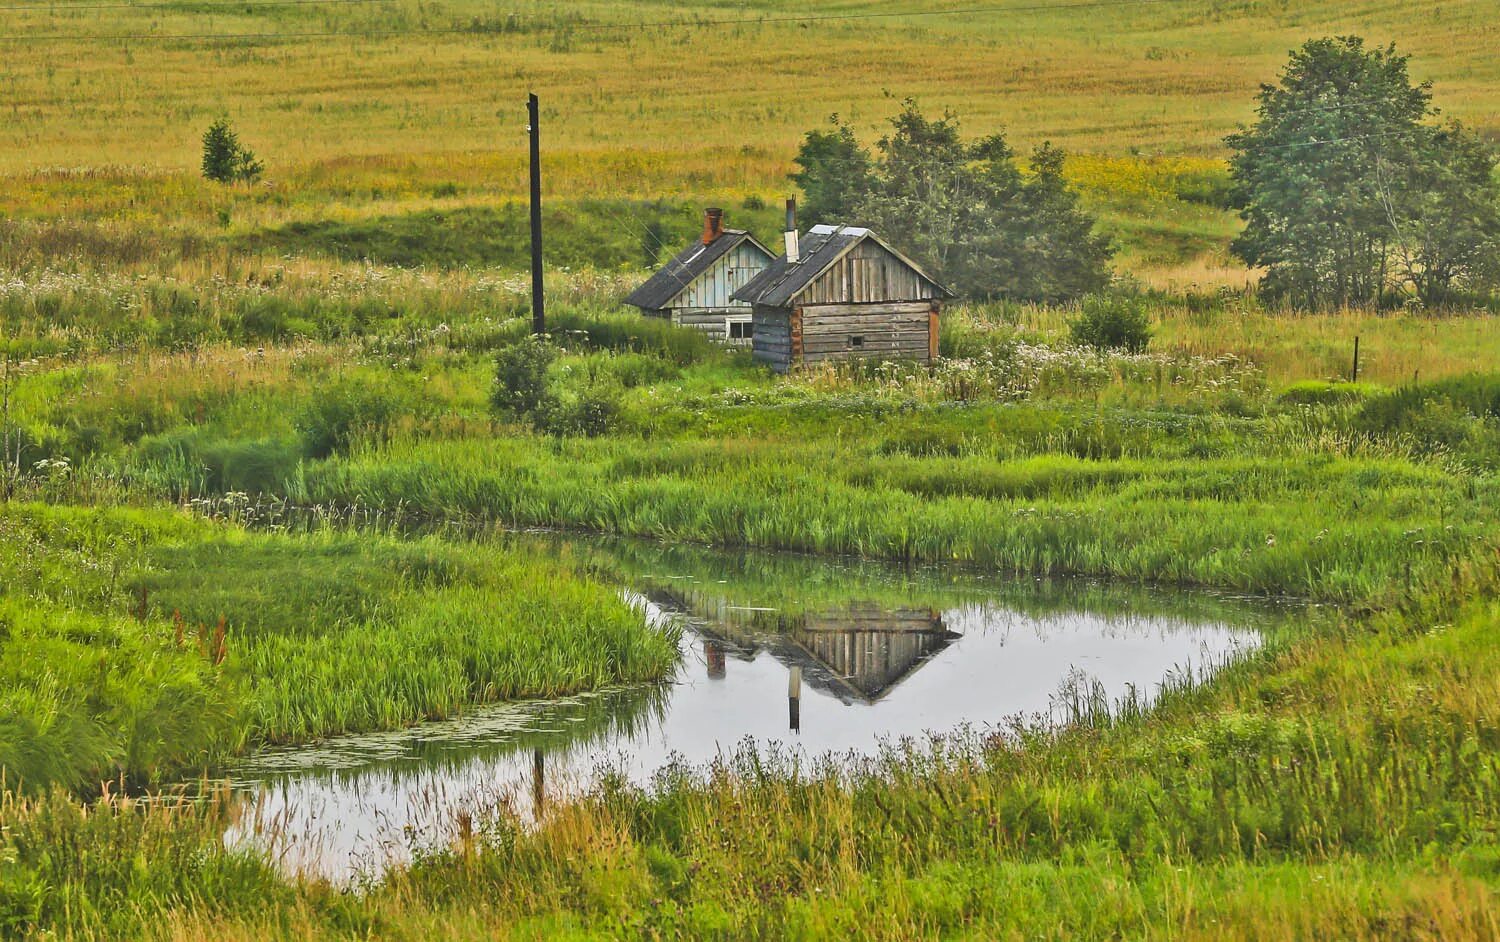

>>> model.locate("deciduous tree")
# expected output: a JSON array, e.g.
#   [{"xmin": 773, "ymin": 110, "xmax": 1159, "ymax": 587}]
[{"xmin": 1228, "ymin": 36, "xmax": 1499, "ymax": 308}]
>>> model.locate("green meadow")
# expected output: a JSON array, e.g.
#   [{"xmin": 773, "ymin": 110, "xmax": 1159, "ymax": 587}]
[
  {"xmin": 4, "ymin": 281, "xmax": 1500, "ymax": 938},
  {"xmin": 4, "ymin": 0, "xmax": 1500, "ymax": 937}
]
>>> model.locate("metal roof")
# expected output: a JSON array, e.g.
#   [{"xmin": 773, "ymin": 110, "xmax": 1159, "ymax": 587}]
[
  {"xmin": 731, "ymin": 224, "xmax": 951, "ymax": 308},
  {"xmin": 624, "ymin": 230, "xmax": 773, "ymax": 311}
]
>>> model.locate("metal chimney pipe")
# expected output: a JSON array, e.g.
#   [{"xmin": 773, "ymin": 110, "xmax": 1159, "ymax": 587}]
[
  {"xmin": 703, "ymin": 207, "xmax": 724, "ymax": 245},
  {"xmin": 783, "ymin": 198, "xmax": 799, "ymax": 264}
]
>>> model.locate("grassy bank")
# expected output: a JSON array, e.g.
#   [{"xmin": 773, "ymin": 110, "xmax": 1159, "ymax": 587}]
[
  {"xmin": 3, "ymin": 559, "xmax": 1496, "ymax": 939},
  {"xmin": 4, "ymin": 284, "xmax": 1500, "ymax": 935},
  {"xmin": 0, "ymin": 503, "xmax": 677, "ymax": 793},
  {"xmin": 5, "ymin": 299, "xmax": 1496, "ymax": 605}
]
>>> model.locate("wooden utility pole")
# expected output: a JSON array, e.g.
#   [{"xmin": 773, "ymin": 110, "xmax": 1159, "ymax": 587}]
[
  {"xmin": 527, "ymin": 92, "xmax": 544, "ymax": 335},
  {"xmin": 788, "ymin": 666, "xmax": 802, "ymax": 733},
  {"xmin": 1351, "ymin": 335, "xmax": 1360, "ymax": 383}
]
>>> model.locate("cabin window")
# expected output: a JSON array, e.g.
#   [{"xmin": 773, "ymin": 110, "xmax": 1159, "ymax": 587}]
[
  {"xmin": 728, "ymin": 320, "xmax": 753, "ymax": 340},
  {"xmin": 848, "ymin": 335, "xmax": 865, "ymax": 348}
]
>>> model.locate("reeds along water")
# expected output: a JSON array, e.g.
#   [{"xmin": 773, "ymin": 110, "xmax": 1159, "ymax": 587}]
[
  {"xmin": 292, "ymin": 422, "xmax": 1491, "ymax": 604},
  {"xmin": 0, "ymin": 503, "xmax": 679, "ymax": 794}
]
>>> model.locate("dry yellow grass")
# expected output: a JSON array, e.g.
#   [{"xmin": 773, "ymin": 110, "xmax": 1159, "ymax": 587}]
[
  {"xmin": 4, "ymin": 1, "xmax": 1495, "ymax": 288},
  {"xmin": 966, "ymin": 302, "xmax": 1500, "ymax": 386},
  {"xmin": 3, "ymin": 0, "xmax": 1496, "ymax": 183}
]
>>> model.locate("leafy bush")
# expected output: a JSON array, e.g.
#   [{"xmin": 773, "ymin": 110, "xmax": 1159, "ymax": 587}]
[
  {"xmin": 1068, "ymin": 295, "xmax": 1152, "ymax": 353},
  {"xmin": 540, "ymin": 388, "xmax": 622, "ymax": 438},
  {"xmin": 492, "ymin": 337, "xmax": 558, "ymax": 419},
  {"xmin": 297, "ymin": 382, "xmax": 405, "ymax": 459}
]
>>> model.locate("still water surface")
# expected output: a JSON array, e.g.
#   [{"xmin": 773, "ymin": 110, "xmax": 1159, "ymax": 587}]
[{"xmin": 226, "ymin": 533, "xmax": 1283, "ymax": 879}]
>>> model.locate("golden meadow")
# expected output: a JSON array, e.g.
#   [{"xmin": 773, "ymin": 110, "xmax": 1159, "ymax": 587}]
[{"xmin": 3, "ymin": 0, "xmax": 1498, "ymax": 289}]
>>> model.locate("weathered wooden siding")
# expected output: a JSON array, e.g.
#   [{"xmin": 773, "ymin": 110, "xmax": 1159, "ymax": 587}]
[
  {"xmin": 798, "ymin": 240, "xmax": 943, "ymax": 305},
  {"xmin": 751, "ymin": 305, "xmax": 795, "ymax": 372},
  {"xmin": 755, "ymin": 301, "xmax": 940, "ymax": 369},
  {"xmin": 671, "ymin": 242, "xmax": 767, "ymax": 310},
  {"xmin": 671, "ymin": 308, "xmax": 754, "ymax": 347},
  {"xmin": 800, "ymin": 301, "xmax": 935, "ymax": 364}
]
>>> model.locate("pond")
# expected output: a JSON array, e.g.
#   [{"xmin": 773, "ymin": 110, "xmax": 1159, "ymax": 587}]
[{"xmin": 224, "ymin": 532, "xmax": 1289, "ymax": 881}]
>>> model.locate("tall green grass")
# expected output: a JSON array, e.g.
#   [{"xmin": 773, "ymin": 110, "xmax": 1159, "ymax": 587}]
[
  {"xmin": 0, "ymin": 504, "xmax": 677, "ymax": 792},
  {"xmin": 3, "ymin": 566, "xmax": 1498, "ymax": 940},
  {"xmin": 288, "ymin": 426, "xmax": 1489, "ymax": 602}
]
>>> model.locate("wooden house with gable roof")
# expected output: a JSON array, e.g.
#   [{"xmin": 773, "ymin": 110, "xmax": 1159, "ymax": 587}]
[
  {"xmin": 732, "ymin": 203, "xmax": 952, "ymax": 372},
  {"xmin": 624, "ymin": 208, "xmax": 775, "ymax": 345}
]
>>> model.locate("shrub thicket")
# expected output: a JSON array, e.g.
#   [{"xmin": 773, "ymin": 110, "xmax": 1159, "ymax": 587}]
[
  {"xmin": 492, "ymin": 336, "xmax": 558, "ymax": 420},
  {"xmin": 1068, "ymin": 295, "xmax": 1152, "ymax": 352}
]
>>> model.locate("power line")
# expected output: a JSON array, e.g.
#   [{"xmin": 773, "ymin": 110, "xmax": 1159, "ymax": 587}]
[
  {"xmin": 2, "ymin": 0, "xmax": 1187, "ymax": 43},
  {"xmin": 0, "ymin": 0, "xmax": 390, "ymax": 10}
]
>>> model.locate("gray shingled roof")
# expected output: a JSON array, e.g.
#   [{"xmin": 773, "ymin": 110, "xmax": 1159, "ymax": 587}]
[
  {"xmin": 624, "ymin": 230, "xmax": 771, "ymax": 311},
  {"xmin": 732, "ymin": 225, "xmax": 950, "ymax": 308}
]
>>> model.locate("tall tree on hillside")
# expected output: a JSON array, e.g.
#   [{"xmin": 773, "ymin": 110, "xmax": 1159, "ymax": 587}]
[
  {"xmin": 789, "ymin": 117, "xmax": 874, "ymax": 225},
  {"xmin": 1228, "ymin": 36, "xmax": 1500, "ymax": 308},
  {"xmin": 791, "ymin": 101, "xmax": 1113, "ymax": 301},
  {"xmin": 857, "ymin": 103, "xmax": 975, "ymax": 281},
  {"xmin": 959, "ymin": 139, "xmax": 1113, "ymax": 300}
]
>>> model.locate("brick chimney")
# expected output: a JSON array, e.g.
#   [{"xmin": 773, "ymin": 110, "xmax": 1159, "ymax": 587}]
[{"xmin": 702, "ymin": 207, "xmax": 725, "ymax": 244}]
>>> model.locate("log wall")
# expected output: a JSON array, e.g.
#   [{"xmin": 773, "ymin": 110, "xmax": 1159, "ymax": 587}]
[
  {"xmin": 670, "ymin": 308, "xmax": 754, "ymax": 347},
  {"xmin": 751, "ymin": 305, "xmax": 795, "ymax": 371},
  {"xmin": 754, "ymin": 301, "xmax": 940, "ymax": 370}
]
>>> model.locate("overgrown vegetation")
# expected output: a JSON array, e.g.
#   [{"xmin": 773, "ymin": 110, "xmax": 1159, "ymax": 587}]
[
  {"xmin": 1067, "ymin": 294, "xmax": 1152, "ymax": 352},
  {"xmin": 4, "ymin": 267, "xmax": 1500, "ymax": 940},
  {"xmin": 0, "ymin": 503, "xmax": 677, "ymax": 793},
  {"xmin": 4, "ymin": 3, "xmax": 1500, "ymax": 937},
  {"xmin": 3, "ymin": 550, "xmax": 1497, "ymax": 939}
]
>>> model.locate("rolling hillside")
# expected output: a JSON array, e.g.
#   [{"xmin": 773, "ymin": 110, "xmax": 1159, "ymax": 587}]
[{"xmin": 3, "ymin": 0, "xmax": 1496, "ymax": 285}]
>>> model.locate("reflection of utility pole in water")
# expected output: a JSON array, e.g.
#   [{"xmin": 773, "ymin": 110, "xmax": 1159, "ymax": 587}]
[
  {"xmin": 705, "ymin": 640, "xmax": 726, "ymax": 679},
  {"xmin": 532, "ymin": 748, "xmax": 545, "ymax": 819},
  {"xmin": 788, "ymin": 666, "xmax": 802, "ymax": 733}
]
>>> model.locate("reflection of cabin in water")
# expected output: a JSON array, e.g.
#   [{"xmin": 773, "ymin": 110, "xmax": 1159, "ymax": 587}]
[
  {"xmin": 624, "ymin": 208, "xmax": 775, "ymax": 345},
  {"xmin": 791, "ymin": 607, "xmax": 957, "ymax": 702},
  {"xmin": 651, "ymin": 586, "xmax": 958, "ymax": 704}
]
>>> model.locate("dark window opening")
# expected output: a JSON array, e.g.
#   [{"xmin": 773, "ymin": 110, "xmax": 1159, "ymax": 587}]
[
  {"xmin": 728, "ymin": 320, "xmax": 754, "ymax": 340},
  {"xmin": 849, "ymin": 335, "xmax": 865, "ymax": 348}
]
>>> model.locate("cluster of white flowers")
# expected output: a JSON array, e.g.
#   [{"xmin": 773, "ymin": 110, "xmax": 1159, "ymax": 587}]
[{"xmin": 784, "ymin": 341, "xmax": 1265, "ymax": 406}]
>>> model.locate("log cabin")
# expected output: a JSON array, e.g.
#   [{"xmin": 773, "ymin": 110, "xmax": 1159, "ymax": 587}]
[
  {"xmin": 624, "ymin": 208, "xmax": 775, "ymax": 345},
  {"xmin": 732, "ymin": 204, "xmax": 951, "ymax": 372}
]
